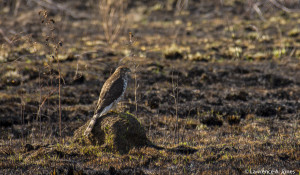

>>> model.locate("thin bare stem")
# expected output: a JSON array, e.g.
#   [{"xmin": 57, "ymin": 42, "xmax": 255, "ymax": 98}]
[
  {"xmin": 268, "ymin": 0, "xmax": 300, "ymax": 13},
  {"xmin": 37, "ymin": 87, "xmax": 58, "ymax": 120},
  {"xmin": 171, "ymin": 69, "xmax": 179, "ymax": 144},
  {"xmin": 99, "ymin": 0, "xmax": 127, "ymax": 45},
  {"xmin": 57, "ymin": 54, "xmax": 62, "ymax": 142},
  {"xmin": 253, "ymin": 2, "xmax": 266, "ymax": 21},
  {"xmin": 134, "ymin": 65, "xmax": 138, "ymax": 116},
  {"xmin": 39, "ymin": 68, "xmax": 42, "ymax": 141}
]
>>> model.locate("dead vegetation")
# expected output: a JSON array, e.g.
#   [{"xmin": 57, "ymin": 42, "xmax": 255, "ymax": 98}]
[{"xmin": 0, "ymin": 0, "xmax": 300, "ymax": 174}]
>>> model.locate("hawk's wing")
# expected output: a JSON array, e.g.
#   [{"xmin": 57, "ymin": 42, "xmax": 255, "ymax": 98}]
[{"xmin": 95, "ymin": 75, "xmax": 125, "ymax": 115}]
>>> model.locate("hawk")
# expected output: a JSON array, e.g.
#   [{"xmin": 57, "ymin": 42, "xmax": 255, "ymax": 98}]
[{"xmin": 84, "ymin": 66, "xmax": 131, "ymax": 136}]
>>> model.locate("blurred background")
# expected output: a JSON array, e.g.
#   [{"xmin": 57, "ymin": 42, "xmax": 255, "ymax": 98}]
[{"xmin": 1, "ymin": 0, "xmax": 300, "ymax": 61}]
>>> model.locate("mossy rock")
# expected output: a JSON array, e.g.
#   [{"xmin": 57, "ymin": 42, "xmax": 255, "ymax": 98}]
[{"xmin": 73, "ymin": 112, "xmax": 151, "ymax": 154}]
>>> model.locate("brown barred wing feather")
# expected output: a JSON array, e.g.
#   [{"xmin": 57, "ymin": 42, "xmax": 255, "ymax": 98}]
[{"xmin": 95, "ymin": 76, "xmax": 125, "ymax": 115}]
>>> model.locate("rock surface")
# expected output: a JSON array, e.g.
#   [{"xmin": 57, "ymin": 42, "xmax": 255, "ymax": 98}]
[{"xmin": 74, "ymin": 112, "xmax": 150, "ymax": 154}]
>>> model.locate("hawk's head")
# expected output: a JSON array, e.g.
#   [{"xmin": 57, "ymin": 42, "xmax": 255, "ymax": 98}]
[{"xmin": 116, "ymin": 66, "xmax": 131, "ymax": 76}]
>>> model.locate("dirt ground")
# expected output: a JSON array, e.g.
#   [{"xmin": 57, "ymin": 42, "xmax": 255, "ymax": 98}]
[{"xmin": 0, "ymin": 0, "xmax": 299, "ymax": 174}]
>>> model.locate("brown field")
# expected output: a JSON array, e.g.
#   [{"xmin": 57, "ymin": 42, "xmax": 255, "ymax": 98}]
[{"xmin": 0, "ymin": 0, "xmax": 299, "ymax": 174}]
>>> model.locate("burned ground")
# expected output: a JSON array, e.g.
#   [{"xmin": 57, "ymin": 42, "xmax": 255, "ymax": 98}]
[{"xmin": 0, "ymin": 0, "xmax": 299, "ymax": 174}]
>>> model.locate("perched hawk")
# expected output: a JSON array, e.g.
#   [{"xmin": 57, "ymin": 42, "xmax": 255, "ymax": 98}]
[{"xmin": 84, "ymin": 66, "xmax": 131, "ymax": 136}]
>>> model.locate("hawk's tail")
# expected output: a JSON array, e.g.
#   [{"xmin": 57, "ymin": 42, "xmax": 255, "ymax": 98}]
[{"xmin": 84, "ymin": 114, "xmax": 100, "ymax": 136}]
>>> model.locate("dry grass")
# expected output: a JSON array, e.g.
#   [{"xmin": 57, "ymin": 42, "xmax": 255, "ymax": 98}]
[{"xmin": 0, "ymin": 114, "xmax": 298, "ymax": 174}]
